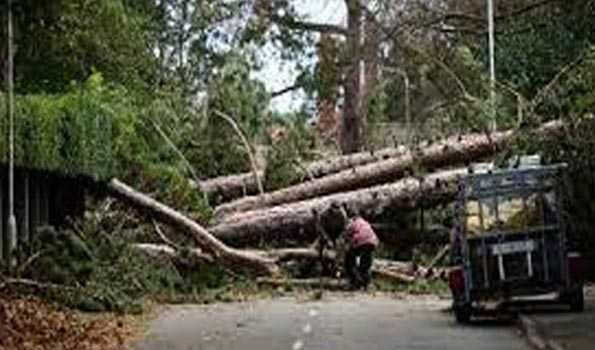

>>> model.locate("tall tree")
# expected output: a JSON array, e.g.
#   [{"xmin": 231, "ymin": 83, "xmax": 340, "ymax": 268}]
[
  {"xmin": 253, "ymin": 0, "xmax": 373, "ymax": 154},
  {"xmin": 1, "ymin": 0, "xmax": 159, "ymax": 94}
]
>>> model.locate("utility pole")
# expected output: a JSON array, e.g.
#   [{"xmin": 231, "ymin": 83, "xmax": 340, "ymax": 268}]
[
  {"xmin": 487, "ymin": 0, "xmax": 497, "ymax": 131},
  {"xmin": 6, "ymin": 0, "xmax": 17, "ymax": 268}
]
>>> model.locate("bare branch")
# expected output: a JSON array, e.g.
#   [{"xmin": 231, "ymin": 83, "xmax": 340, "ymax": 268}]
[
  {"xmin": 0, "ymin": 278, "xmax": 74, "ymax": 291},
  {"xmin": 152, "ymin": 220, "xmax": 180, "ymax": 249},
  {"xmin": 15, "ymin": 250, "xmax": 46, "ymax": 276},
  {"xmin": 270, "ymin": 14, "xmax": 348, "ymax": 36},
  {"xmin": 529, "ymin": 54, "xmax": 588, "ymax": 114},
  {"xmin": 152, "ymin": 120, "xmax": 207, "ymax": 203},
  {"xmin": 213, "ymin": 110, "xmax": 265, "ymax": 196},
  {"xmin": 271, "ymin": 84, "xmax": 302, "ymax": 98}
]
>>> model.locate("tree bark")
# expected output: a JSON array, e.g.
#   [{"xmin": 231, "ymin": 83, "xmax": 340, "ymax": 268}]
[
  {"xmin": 209, "ymin": 168, "xmax": 467, "ymax": 247},
  {"xmin": 197, "ymin": 147, "xmax": 408, "ymax": 202},
  {"xmin": 341, "ymin": 0, "xmax": 364, "ymax": 154},
  {"xmin": 131, "ymin": 243, "xmax": 214, "ymax": 266},
  {"xmin": 256, "ymin": 277, "xmax": 348, "ymax": 290},
  {"xmin": 132, "ymin": 244, "xmax": 417, "ymax": 286},
  {"xmin": 107, "ymin": 179, "xmax": 278, "ymax": 276},
  {"xmin": 213, "ymin": 120, "xmax": 563, "ymax": 220},
  {"xmin": 195, "ymin": 171, "xmax": 265, "ymax": 203},
  {"xmin": 371, "ymin": 268, "xmax": 416, "ymax": 284}
]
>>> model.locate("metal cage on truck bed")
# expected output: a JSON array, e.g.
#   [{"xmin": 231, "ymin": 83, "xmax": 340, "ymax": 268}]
[{"xmin": 449, "ymin": 160, "xmax": 584, "ymax": 323}]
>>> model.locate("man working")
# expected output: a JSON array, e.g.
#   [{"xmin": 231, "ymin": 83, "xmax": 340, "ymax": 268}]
[
  {"xmin": 312, "ymin": 202, "xmax": 348, "ymax": 277},
  {"xmin": 343, "ymin": 208, "xmax": 379, "ymax": 290}
]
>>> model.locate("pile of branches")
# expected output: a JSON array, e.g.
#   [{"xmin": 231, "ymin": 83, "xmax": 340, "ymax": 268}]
[{"xmin": 100, "ymin": 120, "xmax": 564, "ymax": 289}]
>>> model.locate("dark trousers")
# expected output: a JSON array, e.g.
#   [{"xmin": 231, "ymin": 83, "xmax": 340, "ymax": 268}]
[{"xmin": 344, "ymin": 244, "xmax": 375, "ymax": 289}]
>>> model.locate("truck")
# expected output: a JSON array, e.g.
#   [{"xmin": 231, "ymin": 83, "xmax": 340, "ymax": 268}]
[{"xmin": 448, "ymin": 157, "xmax": 586, "ymax": 323}]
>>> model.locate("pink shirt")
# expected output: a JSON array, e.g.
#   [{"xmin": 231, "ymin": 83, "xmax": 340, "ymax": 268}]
[{"xmin": 346, "ymin": 217, "xmax": 379, "ymax": 248}]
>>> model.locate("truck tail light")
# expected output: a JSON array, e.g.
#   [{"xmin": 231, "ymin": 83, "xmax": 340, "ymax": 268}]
[
  {"xmin": 449, "ymin": 267, "xmax": 465, "ymax": 293},
  {"xmin": 568, "ymin": 253, "xmax": 586, "ymax": 283}
]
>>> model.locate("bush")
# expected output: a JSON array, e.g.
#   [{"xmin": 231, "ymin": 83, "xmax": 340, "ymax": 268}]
[
  {"xmin": 0, "ymin": 73, "xmax": 156, "ymax": 179},
  {"xmin": 263, "ymin": 118, "xmax": 316, "ymax": 191},
  {"xmin": 24, "ymin": 219, "xmax": 181, "ymax": 313}
]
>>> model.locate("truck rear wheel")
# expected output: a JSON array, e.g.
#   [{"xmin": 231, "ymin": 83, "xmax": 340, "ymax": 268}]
[
  {"xmin": 454, "ymin": 304, "xmax": 472, "ymax": 324},
  {"xmin": 569, "ymin": 286, "xmax": 584, "ymax": 312}
]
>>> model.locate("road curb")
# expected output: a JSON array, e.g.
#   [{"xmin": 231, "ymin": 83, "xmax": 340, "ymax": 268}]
[{"xmin": 518, "ymin": 314, "xmax": 565, "ymax": 350}]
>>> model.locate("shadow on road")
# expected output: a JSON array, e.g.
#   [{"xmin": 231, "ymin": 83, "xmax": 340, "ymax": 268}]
[{"xmin": 446, "ymin": 299, "xmax": 575, "ymax": 327}]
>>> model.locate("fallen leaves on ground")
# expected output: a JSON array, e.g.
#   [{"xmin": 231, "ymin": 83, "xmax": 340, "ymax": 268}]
[{"xmin": 0, "ymin": 295, "xmax": 138, "ymax": 350}]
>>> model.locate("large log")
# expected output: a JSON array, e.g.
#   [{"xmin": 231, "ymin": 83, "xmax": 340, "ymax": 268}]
[
  {"xmin": 197, "ymin": 147, "xmax": 408, "ymax": 202},
  {"xmin": 256, "ymin": 268, "xmax": 416, "ymax": 288},
  {"xmin": 132, "ymin": 244, "xmax": 417, "ymax": 286},
  {"xmin": 196, "ymin": 171, "xmax": 264, "ymax": 202},
  {"xmin": 209, "ymin": 168, "xmax": 468, "ymax": 247},
  {"xmin": 213, "ymin": 121, "xmax": 563, "ymax": 220},
  {"xmin": 256, "ymin": 277, "xmax": 348, "ymax": 290},
  {"xmin": 107, "ymin": 179, "xmax": 278, "ymax": 276}
]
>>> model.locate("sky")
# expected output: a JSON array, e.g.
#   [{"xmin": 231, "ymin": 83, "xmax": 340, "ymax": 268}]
[{"xmin": 252, "ymin": 1, "xmax": 347, "ymax": 113}]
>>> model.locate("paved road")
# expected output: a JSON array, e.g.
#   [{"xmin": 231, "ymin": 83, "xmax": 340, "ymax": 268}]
[
  {"xmin": 135, "ymin": 295, "xmax": 530, "ymax": 350},
  {"xmin": 523, "ymin": 285, "xmax": 595, "ymax": 349}
]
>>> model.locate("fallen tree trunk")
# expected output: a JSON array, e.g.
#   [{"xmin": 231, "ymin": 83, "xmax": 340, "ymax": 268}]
[
  {"xmin": 256, "ymin": 267, "xmax": 416, "ymax": 289},
  {"xmin": 256, "ymin": 277, "xmax": 348, "ymax": 290},
  {"xmin": 371, "ymin": 268, "xmax": 416, "ymax": 284},
  {"xmin": 373, "ymin": 259, "xmax": 417, "ymax": 275},
  {"xmin": 196, "ymin": 171, "xmax": 264, "ymax": 203},
  {"xmin": 133, "ymin": 243, "xmax": 417, "ymax": 285},
  {"xmin": 209, "ymin": 168, "xmax": 467, "ymax": 247},
  {"xmin": 214, "ymin": 121, "xmax": 563, "ymax": 220},
  {"xmin": 134, "ymin": 244, "xmax": 337, "ymax": 266},
  {"xmin": 197, "ymin": 147, "xmax": 408, "ymax": 202},
  {"xmin": 131, "ymin": 244, "xmax": 214, "ymax": 265},
  {"xmin": 107, "ymin": 179, "xmax": 278, "ymax": 276}
]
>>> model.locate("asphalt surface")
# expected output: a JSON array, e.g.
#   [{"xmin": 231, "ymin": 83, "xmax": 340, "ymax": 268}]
[
  {"xmin": 135, "ymin": 294, "xmax": 530, "ymax": 350},
  {"xmin": 522, "ymin": 285, "xmax": 595, "ymax": 349}
]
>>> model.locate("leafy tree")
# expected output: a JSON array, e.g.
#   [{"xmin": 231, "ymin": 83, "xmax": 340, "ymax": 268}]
[{"xmin": 1, "ymin": 0, "xmax": 158, "ymax": 94}]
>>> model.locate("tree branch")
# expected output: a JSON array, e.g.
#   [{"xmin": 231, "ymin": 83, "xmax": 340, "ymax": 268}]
[
  {"xmin": 213, "ymin": 110, "xmax": 265, "ymax": 196},
  {"xmin": 270, "ymin": 14, "xmax": 348, "ymax": 36},
  {"xmin": 271, "ymin": 84, "xmax": 302, "ymax": 98}
]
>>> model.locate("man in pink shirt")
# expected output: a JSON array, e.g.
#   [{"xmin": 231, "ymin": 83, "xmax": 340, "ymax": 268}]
[{"xmin": 343, "ymin": 207, "xmax": 379, "ymax": 290}]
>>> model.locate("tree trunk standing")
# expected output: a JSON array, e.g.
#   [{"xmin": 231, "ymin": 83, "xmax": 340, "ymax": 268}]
[
  {"xmin": 360, "ymin": 9, "xmax": 381, "ymax": 147},
  {"xmin": 341, "ymin": 0, "xmax": 364, "ymax": 154},
  {"xmin": 0, "ymin": 7, "xmax": 6, "ymax": 90}
]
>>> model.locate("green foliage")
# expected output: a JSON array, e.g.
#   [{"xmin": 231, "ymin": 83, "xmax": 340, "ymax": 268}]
[
  {"xmin": 263, "ymin": 117, "xmax": 316, "ymax": 191},
  {"xmin": 0, "ymin": 73, "xmax": 151, "ymax": 179},
  {"xmin": 25, "ymin": 222, "xmax": 181, "ymax": 313},
  {"xmin": 207, "ymin": 55, "xmax": 271, "ymax": 138},
  {"xmin": 486, "ymin": 1, "xmax": 595, "ymax": 100},
  {"xmin": 0, "ymin": 74, "xmax": 212, "ymax": 218},
  {"xmin": 137, "ymin": 164, "xmax": 212, "ymax": 224},
  {"xmin": 3, "ymin": 0, "xmax": 158, "ymax": 94},
  {"xmin": 509, "ymin": 47, "xmax": 595, "ymax": 276},
  {"xmin": 178, "ymin": 56, "xmax": 271, "ymax": 179},
  {"xmin": 21, "ymin": 206, "xmax": 238, "ymax": 312}
]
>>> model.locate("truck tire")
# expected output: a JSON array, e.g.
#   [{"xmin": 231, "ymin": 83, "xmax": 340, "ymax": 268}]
[
  {"xmin": 569, "ymin": 286, "xmax": 584, "ymax": 312},
  {"xmin": 454, "ymin": 304, "xmax": 472, "ymax": 324}
]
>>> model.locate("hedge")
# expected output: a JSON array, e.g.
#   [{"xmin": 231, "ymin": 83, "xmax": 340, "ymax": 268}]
[{"xmin": 0, "ymin": 74, "xmax": 151, "ymax": 179}]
